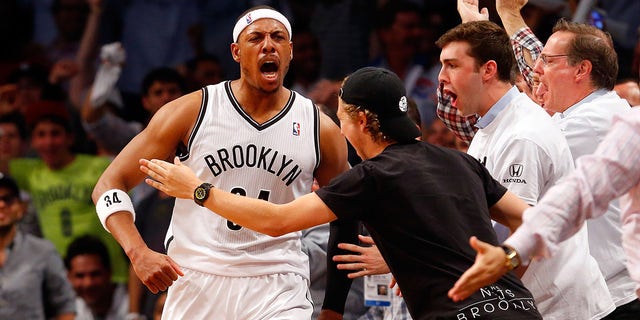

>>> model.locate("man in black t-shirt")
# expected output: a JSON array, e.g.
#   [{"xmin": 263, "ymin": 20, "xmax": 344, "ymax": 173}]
[{"xmin": 139, "ymin": 67, "xmax": 542, "ymax": 320}]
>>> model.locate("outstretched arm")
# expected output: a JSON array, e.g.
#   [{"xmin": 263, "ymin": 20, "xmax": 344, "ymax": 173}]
[
  {"xmin": 140, "ymin": 157, "xmax": 338, "ymax": 236},
  {"xmin": 449, "ymin": 108, "xmax": 640, "ymax": 301},
  {"xmin": 496, "ymin": 0, "xmax": 543, "ymax": 89}
]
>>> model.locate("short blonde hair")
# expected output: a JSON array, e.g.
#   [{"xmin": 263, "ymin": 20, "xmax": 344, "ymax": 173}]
[{"xmin": 341, "ymin": 103, "xmax": 394, "ymax": 143}]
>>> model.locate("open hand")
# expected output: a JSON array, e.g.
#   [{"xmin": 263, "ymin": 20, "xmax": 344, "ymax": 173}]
[
  {"xmin": 457, "ymin": 0, "xmax": 489, "ymax": 23},
  {"xmin": 139, "ymin": 157, "xmax": 203, "ymax": 200},
  {"xmin": 448, "ymin": 236, "xmax": 508, "ymax": 302},
  {"xmin": 334, "ymin": 235, "xmax": 390, "ymax": 278}
]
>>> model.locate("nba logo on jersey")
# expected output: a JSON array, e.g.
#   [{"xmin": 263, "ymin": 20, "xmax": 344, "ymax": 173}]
[
  {"xmin": 246, "ymin": 13, "xmax": 253, "ymax": 24},
  {"xmin": 292, "ymin": 122, "xmax": 301, "ymax": 136}
]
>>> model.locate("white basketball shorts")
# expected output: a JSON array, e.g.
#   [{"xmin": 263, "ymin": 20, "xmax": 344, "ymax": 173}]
[{"xmin": 162, "ymin": 267, "xmax": 313, "ymax": 319}]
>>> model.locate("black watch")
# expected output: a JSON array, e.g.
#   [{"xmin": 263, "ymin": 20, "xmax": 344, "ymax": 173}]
[
  {"xmin": 501, "ymin": 244, "xmax": 521, "ymax": 271},
  {"xmin": 194, "ymin": 183, "xmax": 214, "ymax": 207}
]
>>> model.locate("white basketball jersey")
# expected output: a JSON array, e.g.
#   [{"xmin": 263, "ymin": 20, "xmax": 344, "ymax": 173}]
[{"xmin": 167, "ymin": 81, "xmax": 320, "ymax": 279}]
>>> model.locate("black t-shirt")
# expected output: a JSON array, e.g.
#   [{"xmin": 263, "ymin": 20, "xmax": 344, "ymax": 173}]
[{"xmin": 316, "ymin": 141, "xmax": 542, "ymax": 320}]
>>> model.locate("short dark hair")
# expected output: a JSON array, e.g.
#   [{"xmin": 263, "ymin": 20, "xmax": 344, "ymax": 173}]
[
  {"xmin": 552, "ymin": 19, "xmax": 617, "ymax": 90},
  {"xmin": 25, "ymin": 100, "xmax": 73, "ymax": 134},
  {"xmin": 141, "ymin": 67, "xmax": 186, "ymax": 96},
  {"xmin": 436, "ymin": 21, "xmax": 515, "ymax": 83},
  {"xmin": 64, "ymin": 235, "xmax": 112, "ymax": 271},
  {"xmin": 0, "ymin": 111, "xmax": 28, "ymax": 140},
  {"xmin": 0, "ymin": 175, "xmax": 21, "ymax": 199}
]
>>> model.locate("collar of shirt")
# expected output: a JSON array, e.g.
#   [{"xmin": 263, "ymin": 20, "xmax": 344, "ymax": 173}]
[
  {"xmin": 475, "ymin": 86, "xmax": 520, "ymax": 129},
  {"xmin": 558, "ymin": 89, "xmax": 609, "ymax": 118}
]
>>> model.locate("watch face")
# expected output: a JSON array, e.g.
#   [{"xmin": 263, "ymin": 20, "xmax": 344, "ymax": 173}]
[{"xmin": 195, "ymin": 187, "xmax": 206, "ymax": 200}]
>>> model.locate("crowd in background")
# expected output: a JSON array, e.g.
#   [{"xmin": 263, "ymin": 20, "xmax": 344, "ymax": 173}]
[{"xmin": 0, "ymin": 0, "xmax": 639, "ymax": 319}]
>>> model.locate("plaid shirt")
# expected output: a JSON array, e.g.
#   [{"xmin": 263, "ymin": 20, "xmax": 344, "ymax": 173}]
[{"xmin": 436, "ymin": 27, "xmax": 544, "ymax": 143}]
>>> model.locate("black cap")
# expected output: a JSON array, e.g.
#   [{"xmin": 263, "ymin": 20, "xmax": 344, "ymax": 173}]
[
  {"xmin": 340, "ymin": 67, "xmax": 421, "ymax": 142},
  {"xmin": 0, "ymin": 174, "xmax": 21, "ymax": 198}
]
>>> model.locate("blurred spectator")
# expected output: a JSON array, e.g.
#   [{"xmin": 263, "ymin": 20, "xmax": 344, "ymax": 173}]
[
  {"xmin": 179, "ymin": 53, "xmax": 225, "ymax": 92},
  {"xmin": 0, "ymin": 0, "xmax": 33, "ymax": 82},
  {"xmin": 0, "ymin": 174, "xmax": 76, "ymax": 320},
  {"xmin": 286, "ymin": 27, "xmax": 323, "ymax": 96},
  {"xmin": 308, "ymin": 0, "xmax": 373, "ymax": 80},
  {"xmin": 0, "ymin": 112, "xmax": 30, "ymax": 174},
  {"xmin": 44, "ymin": 0, "xmax": 93, "ymax": 62},
  {"xmin": 8, "ymin": 106, "xmax": 128, "ymax": 283},
  {"xmin": 370, "ymin": 0, "xmax": 439, "ymax": 129},
  {"xmin": 82, "ymin": 66, "xmax": 186, "ymax": 156},
  {"xmin": 595, "ymin": 0, "xmax": 640, "ymax": 79},
  {"xmin": 103, "ymin": 0, "xmax": 199, "ymax": 98},
  {"xmin": 0, "ymin": 112, "xmax": 42, "ymax": 237},
  {"xmin": 1, "ymin": 63, "xmax": 66, "ymax": 116},
  {"xmin": 424, "ymin": 118, "xmax": 458, "ymax": 149},
  {"xmin": 198, "ymin": 1, "xmax": 252, "ymax": 80},
  {"xmin": 65, "ymin": 234, "xmax": 128, "ymax": 320},
  {"xmin": 303, "ymin": 222, "xmax": 369, "ymax": 320}
]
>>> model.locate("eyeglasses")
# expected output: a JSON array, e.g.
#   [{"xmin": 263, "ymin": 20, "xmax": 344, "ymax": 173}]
[
  {"xmin": 539, "ymin": 54, "xmax": 570, "ymax": 66},
  {"xmin": 0, "ymin": 194, "xmax": 17, "ymax": 205}
]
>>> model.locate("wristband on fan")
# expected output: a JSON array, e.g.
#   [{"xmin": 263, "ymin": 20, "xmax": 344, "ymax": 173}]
[{"xmin": 96, "ymin": 189, "xmax": 135, "ymax": 232}]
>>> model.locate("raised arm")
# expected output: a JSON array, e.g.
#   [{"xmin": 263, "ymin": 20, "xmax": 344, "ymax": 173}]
[
  {"xmin": 496, "ymin": 0, "xmax": 543, "ymax": 88},
  {"xmin": 68, "ymin": 0, "xmax": 104, "ymax": 110}
]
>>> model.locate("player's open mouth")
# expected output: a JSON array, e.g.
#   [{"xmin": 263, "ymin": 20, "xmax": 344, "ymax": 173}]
[{"xmin": 260, "ymin": 61, "xmax": 279, "ymax": 78}]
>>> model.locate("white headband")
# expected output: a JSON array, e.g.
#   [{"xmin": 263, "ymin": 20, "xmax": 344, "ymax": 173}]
[{"xmin": 232, "ymin": 8, "xmax": 292, "ymax": 43}]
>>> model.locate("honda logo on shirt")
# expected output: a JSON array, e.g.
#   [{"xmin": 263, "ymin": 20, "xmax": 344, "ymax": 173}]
[{"xmin": 509, "ymin": 164, "xmax": 524, "ymax": 177}]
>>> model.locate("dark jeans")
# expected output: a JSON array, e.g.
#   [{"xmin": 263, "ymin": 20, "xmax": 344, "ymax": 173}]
[{"xmin": 602, "ymin": 298, "xmax": 640, "ymax": 320}]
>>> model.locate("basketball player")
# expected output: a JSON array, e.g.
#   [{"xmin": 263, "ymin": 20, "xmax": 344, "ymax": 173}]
[
  {"xmin": 140, "ymin": 67, "xmax": 543, "ymax": 319},
  {"xmin": 92, "ymin": 6, "xmax": 349, "ymax": 319}
]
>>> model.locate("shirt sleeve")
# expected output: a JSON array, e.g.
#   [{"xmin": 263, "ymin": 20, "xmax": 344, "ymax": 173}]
[
  {"xmin": 506, "ymin": 108, "xmax": 640, "ymax": 266},
  {"xmin": 315, "ymin": 164, "xmax": 375, "ymax": 221},
  {"xmin": 321, "ymin": 219, "xmax": 360, "ymax": 314},
  {"xmin": 511, "ymin": 27, "xmax": 543, "ymax": 89}
]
